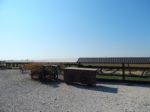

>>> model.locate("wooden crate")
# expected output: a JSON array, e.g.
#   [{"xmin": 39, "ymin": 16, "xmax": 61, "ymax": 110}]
[{"xmin": 63, "ymin": 67, "xmax": 97, "ymax": 86}]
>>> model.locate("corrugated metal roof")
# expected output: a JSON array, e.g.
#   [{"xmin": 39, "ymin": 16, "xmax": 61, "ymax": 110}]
[
  {"xmin": 5, "ymin": 60, "xmax": 31, "ymax": 64},
  {"xmin": 77, "ymin": 57, "xmax": 150, "ymax": 64}
]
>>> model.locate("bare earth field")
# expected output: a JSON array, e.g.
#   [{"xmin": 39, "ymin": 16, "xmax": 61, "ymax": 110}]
[{"xmin": 0, "ymin": 70, "xmax": 150, "ymax": 112}]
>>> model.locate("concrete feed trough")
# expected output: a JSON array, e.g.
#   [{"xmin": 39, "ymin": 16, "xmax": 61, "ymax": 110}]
[{"xmin": 63, "ymin": 67, "xmax": 97, "ymax": 86}]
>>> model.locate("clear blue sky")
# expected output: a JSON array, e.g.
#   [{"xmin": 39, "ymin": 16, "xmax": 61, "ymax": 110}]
[{"xmin": 0, "ymin": 0, "xmax": 150, "ymax": 60}]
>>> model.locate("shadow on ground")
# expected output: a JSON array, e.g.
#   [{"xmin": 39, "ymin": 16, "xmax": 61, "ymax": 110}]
[
  {"xmin": 71, "ymin": 83, "xmax": 118, "ymax": 94},
  {"xmin": 98, "ymin": 81, "xmax": 150, "ymax": 88},
  {"xmin": 40, "ymin": 80, "xmax": 62, "ymax": 88},
  {"xmin": 36, "ymin": 79, "xmax": 118, "ymax": 94}
]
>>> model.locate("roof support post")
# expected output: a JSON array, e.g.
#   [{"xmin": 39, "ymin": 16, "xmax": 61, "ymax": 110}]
[
  {"xmin": 122, "ymin": 63, "xmax": 125, "ymax": 81},
  {"xmin": 128, "ymin": 64, "xmax": 131, "ymax": 75}
]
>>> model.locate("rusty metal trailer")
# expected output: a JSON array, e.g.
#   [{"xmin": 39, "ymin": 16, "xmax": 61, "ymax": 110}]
[{"xmin": 63, "ymin": 67, "xmax": 97, "ymax": 86}]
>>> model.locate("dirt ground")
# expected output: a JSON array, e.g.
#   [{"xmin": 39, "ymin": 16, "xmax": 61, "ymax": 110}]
[{"xmin": 0, "ymin": 70, "xmax": 150, "ymax": 112}]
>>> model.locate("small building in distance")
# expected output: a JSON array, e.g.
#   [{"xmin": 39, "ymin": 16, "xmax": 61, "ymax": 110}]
[
  {"xmin": 0, "ymin": 61, "xmax": 6, "ymax": 69},
  {"xmin": 5, "ymin": 60, "xmax": 31, "ymax": 69}
]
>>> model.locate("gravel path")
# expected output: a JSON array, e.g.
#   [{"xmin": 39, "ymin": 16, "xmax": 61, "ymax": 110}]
[{"xmin": 0, "ymin": 70, "xmax": 150, "ymax": 112}]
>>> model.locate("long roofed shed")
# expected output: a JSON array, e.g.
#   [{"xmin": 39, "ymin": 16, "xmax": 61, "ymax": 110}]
[{"xmin": 77, "ymin": 57, "xmax": 150, "ymax": 64}]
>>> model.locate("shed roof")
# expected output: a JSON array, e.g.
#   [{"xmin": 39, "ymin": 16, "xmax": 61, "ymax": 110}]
[
  {"xmin": 5, "ymin": 60, "xmax": 31, "ymax": 64},
  {"xmin": 77, "ymin": 57, "xmax": 150, "ymax": 64}
]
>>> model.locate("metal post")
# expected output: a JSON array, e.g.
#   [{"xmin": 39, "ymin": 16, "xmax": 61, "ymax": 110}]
[
  {"xmin": 128, "ymin": 64, "xmax": 131, "ymax": 75},
  {"xmin": 122, "ymin": 63, "xmax": 125, "ymax": 81}
]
